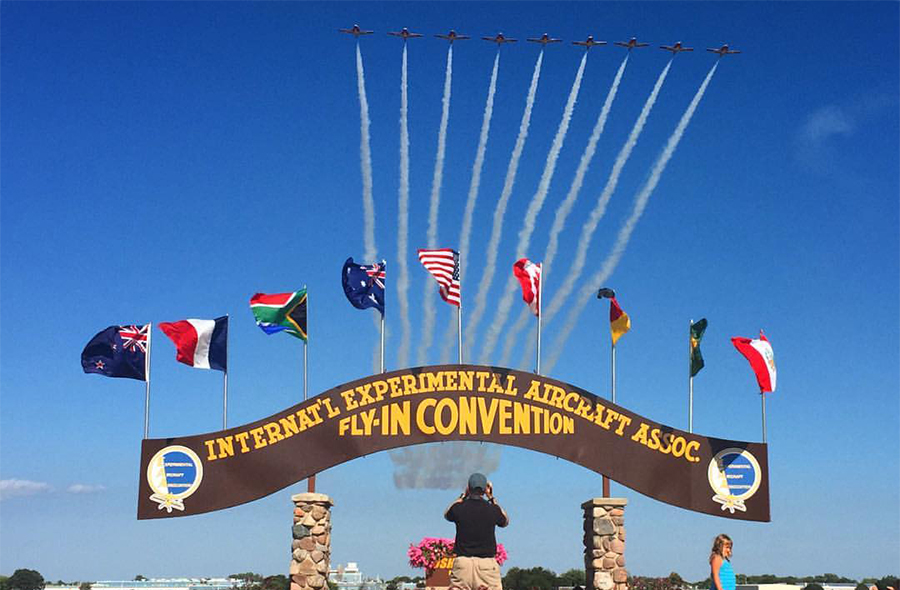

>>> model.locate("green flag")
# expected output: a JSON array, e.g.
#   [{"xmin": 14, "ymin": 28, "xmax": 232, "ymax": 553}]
[{"xmin": 690, "ymin": 318, "xmax": 708, "ymax": 377}]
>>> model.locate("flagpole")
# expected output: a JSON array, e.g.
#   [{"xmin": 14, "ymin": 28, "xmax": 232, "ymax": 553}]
[
  {"xmin": 536, "ymin": 263, "xmax": 542, "ymax": 375},
  {"xmin": 380, "ymin": 312, "xmax": 385, "ymax": 373},
  {"xmin": 603, "ymin": 339, "xmax": 616, "ymax": 497},
  {"xmin": 144, "ymin": 323, "xmax": 152, "ymax": 439},
  {"xmin": 223, "ymin": 314, "xmax": 229, "ymax": 431},
  {"xmin": 761, "ymin": 392, "xmax": 767, "ymax": 443},
  {"xmin": 457, "ymin": 305, "xmax": 463, "ymax": 364},
  {"xmin": 689, "ymin": 319, "xmax": 694, "ymax": 434}
]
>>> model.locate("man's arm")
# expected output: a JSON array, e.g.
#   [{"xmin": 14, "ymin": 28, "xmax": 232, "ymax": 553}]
[
  {"xmin": 444, "ymin": 489, "xmax": 466, "ymax": 521},
  {"xmin": 485, "ymin": 482, "xmax": 509, "ymax": 527}
]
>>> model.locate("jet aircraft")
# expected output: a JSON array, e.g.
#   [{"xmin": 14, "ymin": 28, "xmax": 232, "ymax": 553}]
[
  {"xmin": 707, "ymin": 44, "xmax": 741, "ymax": 56},
  {"xmin": 615, "ymin": 37, "xmax": 649, "ymax": 50},
  {"xmin": 388, "ymin": 28, "xmax": 423, "ymax": 40},
  {"xmin": 435, "ymin": 30, "xmax": 471, "ymax": 43},
  {"xmin": 482, "ymin": 33, "xmax": 517, "ymax": 45},
  {"xmin": 660, "ymin": 42, "xmax": 694, "ymax": 54},
  {"xmin": 339, "ymin": 24, "xmax": 374, "ymax": 37},
  {"xmin": 572, "ymin": 36, "xmax": 607, "ymax": 49},
  {"xmin": 527, "ymin": 33, "xmax": 562, "ymax": 45}
]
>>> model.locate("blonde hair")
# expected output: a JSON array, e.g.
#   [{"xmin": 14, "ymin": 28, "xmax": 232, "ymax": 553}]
[{"xmin": 709, "ymin": 534, "xmax": 733, "ymax": 564}]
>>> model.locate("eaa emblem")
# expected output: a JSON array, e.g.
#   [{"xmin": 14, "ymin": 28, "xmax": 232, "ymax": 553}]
[
  {"xmin": 707, "ymin": 448, "xmax": 762, "ymax": 514},
  {"xmin": 147, "ymin": 445, "xmax": 204, "ymax": 513}
]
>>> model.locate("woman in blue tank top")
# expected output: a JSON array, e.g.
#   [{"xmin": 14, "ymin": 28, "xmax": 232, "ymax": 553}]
[{"xmin": 709, "ymin": 534, "xmax": 735, "ymax": 590}]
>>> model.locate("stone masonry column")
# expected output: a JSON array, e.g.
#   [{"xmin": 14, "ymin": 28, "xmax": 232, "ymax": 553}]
[
  {"xmin": 291, "ymin": 493, "xmax": 333, "ymax": 590},
  {"xmin": 582, "ymin": 498, "xmax": 627, "ymax": 590}
]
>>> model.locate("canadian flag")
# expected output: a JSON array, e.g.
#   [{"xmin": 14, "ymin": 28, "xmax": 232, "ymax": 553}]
[
  {"xmin": 512, "ymin": 258, "xmax": 542, "ymax": 317},
  {"xmin": 731, "ymin": 331, "xmax": 776, "ymax": 393}
]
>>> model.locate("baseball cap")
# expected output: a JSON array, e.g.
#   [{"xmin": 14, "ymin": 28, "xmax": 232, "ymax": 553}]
[{"xmin": 467, "ymin": 472, "xmax": 488, "ymax": 492}]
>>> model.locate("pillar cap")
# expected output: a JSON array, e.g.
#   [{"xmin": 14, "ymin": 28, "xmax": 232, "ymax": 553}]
[
  {"xmin": 292, "ymin": 492, "xmax": 334, "ymax": 506},
  {"xmin": 581, "ymin": 498, "xmax": 628, "ymax": 509}
]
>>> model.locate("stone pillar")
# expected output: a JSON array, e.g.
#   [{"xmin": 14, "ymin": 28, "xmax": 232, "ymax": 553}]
[
  {"xmin": 582, "ymin": 498, "xmax": 627, "ymax": 590},
  {"xmin": 291, "ymin": 493, "xmax": 333, "ymax": 590}
]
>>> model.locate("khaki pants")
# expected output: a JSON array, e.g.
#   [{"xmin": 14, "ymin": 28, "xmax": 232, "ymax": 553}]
[{"xmin": 450, "ymin": 556, "xmax": 502, "ymax": 590}]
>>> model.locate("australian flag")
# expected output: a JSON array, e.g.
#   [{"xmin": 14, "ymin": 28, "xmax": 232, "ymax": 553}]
[
  {"xmin": 81, "ymin": 324, "xmax": 148, "ymax": 381},
  {"xmin": 342, "ymin": 257, "xmax": 385, "ymax": 316}
]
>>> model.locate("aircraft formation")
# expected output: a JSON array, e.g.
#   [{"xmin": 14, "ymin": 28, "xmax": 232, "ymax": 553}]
[{"xmin": 340, "ymin": 25, "xmax": 741, "ymax": 56}]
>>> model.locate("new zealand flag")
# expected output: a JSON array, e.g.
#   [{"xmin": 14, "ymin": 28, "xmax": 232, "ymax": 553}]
[
  {"xmin": 81, "ymin": 324, "xmax": 148, "ymax": 381},
  {"xmin": 342, "ymin": 257, "xmax": 385, "ymax": 316}
]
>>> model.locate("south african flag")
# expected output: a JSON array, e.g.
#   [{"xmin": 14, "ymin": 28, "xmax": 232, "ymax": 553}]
[{"xmin": 250, "ymin": 289, "xmax": 308, "ymax": 341}]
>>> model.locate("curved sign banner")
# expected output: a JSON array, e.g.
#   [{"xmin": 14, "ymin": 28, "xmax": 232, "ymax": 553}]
[{"xmin": 138, "ymin": 365, "xmax": 769, "ymax": 521}]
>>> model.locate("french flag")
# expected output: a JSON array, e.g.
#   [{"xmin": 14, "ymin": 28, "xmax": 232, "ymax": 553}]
[{"xmin": 159, "ymin": 316, "xmax": 228, "ymax": 372}]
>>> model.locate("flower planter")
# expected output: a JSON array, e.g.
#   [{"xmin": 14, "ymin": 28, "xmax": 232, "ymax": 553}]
[{"xmin": 425, "ymin": 558, "xmax": 454, "ymax": 589}]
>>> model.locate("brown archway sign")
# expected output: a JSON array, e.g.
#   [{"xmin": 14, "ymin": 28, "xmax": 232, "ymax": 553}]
[{"xmin": 138, "ymin": 365, "xmax": 769, "ymax": 521}]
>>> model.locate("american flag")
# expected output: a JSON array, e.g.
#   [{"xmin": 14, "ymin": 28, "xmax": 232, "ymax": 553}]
[
  {"xmin": 418, "ymin": 248, "xmax": 460, "ymax": 307},
  {"xmin": 119, "ymin": 324, "xmax": 149, "ymax": 353}
]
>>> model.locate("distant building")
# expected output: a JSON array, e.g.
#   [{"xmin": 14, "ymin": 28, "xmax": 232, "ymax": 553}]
[
  {"xmin": 47, "ymin": 579, "xmax": 243, "ymax": 590},
  {"xmin": 328, "ymin": 563, "xmax": 386, "ymax": 590},
  {"xmin": 737, "ymin": 584, "xmax": 859, "ymax": 590}
]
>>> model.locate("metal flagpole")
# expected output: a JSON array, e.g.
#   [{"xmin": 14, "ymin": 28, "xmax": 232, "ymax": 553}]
[
  {"xmin": 761, "ymin": 392, "xmax": 767, "ymax": 443},
  {"xmin": 457, "ymin": 305, "xmax": 463, "ymax": 364},
  {"xmin": 380, "ymin": 313, "xmax": 385, "ymax": 373},
  {"xmin": 305, "ymin": 287, "xmax": 315, "ymax": 492},
  {"xmin": 223, "ymin": 314, "xmax": 229, "ymax": 430},
  {"xmin": 689, "ymin": 319, "xmax": 694, "ymax": 433},
  {"xmin": 144, "ymin": 323, "xmax": 152, "ymax": 439},
  {"xmin": 603, "ymin": 336, "xmax": 616, "ymax": 497},
  {"xmin": 536, "ymin": 263, "xmax": 542, "ymax": 375}
]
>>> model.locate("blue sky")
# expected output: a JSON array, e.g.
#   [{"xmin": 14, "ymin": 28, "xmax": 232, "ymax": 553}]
[{"xmin": 1, "ymin": 0, "xmax": 898, "ymax": 584}]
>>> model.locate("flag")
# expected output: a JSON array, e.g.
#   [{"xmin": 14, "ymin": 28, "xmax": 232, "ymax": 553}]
[
  {"xmin": 250, "ymin": 290, "xmax": 308, "ymax": 341},
  {"xmin": 732, "ymin": 331, "xmax": 776, "ymax": 393},
  {"xmin": 159, "ymin": 316, "xmax": 228, "ymax": 371},
  {"xmin": 342, "ymin": 257, "xmax": 385, "ymax": 315},
  {"xmin": 597, "ymin": 287, "xmax": 631, "ymax": 344},
  {"xmin": 81, "ymin": 324, "xmax": 148, "ymax": 381},
  {"xmin": 418, "ymin": 248, "xmax": 460, "ymax": 307},
  {"xmin": 690, "ymin": 318, "xmax": 708, "ymax": 377},
  {"xmin": 512, "ymin": 258, "xmax": 541, "ymax": 316}
]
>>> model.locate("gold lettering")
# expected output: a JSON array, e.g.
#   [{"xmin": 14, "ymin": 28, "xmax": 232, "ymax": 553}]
[
  {"xmin": 416, "ymin": 398, "xmax": 436, "ymax": 434},
  {"xmin": 373, "ymin": 379, "xmax": 390, "ymax": 400},
  {"xmin": 321, "ymin": 397, "xmax": 341, "ymax": 418},
  {"xmin": 563, "ymin": 392, "xmax": 579, "ymax": 413},
  {"xmin": 523, "ymin": 379, "xmax": 545, "ymax": 402},
  {"xmin": 487, "ymin": 374, "xmax": 505, "ymax": 394},
  {"xmin": 631, "ymin": 422, "xmax": 650, "ymax": 444},
  {"xmin": 505, "ymin": 375, "xmax": 518, "ymax": 396},
  {"xmin": 387, "ymin": 376, "xmax": 403, "ymax": 397},
  {"xmin": 250, "ymin": 427, "xmax": 268, "ymax": 449},
  {"xmin": 306, "ymin": 403, "xmax": 323, "ymax": 425},
  {"xmin": 355, "ymin": 383, "xmax": 375, "ymax": 406},
  {"xmin": 685, "ymin": 441, "xmax": 701, "ymax": 462},
  {"xmin": 458, "ymin": 397, "xmax": 478, "ymax": 435},
  {"xmin": 279, "ymin": 416, "xmax": 300, "ymax": 438},
  {"xmin": 575, "ymin": 397, "xmax": 594, "ymax": 420},
  {"xmin": 614, "ymin": 414, "xmax": 632, "ymax": 436},
  {"xmin": 457, "ymin": 370, "xmax": 473, "ymax": 392},
  {"xmin": 234, "ymin": 431, "xmax": 251, "ymax": 453},
  {"xmin": 425, "ymin": 372, "xmax": 444, "ymax": 392},
  {"xmin": 477, "ymin": 397, "xmax": 498, "ymax": 434},
  {"xmin": 360, "ymin": 409, "xmax": 377, "ymax": 435},
  {"xmin": 444, "ymin": 371, "xmax": 458, "ymax": 390},
  {"xmin": 400, "ymin": 374, "xmax": 418, "ymax": 396},
  {"xmin": 391, "ymin": 401, "xmax": 411, "ymax": 435},
  {"xmin": 340, "ymin": 389, "xmax": 359, "ymax": 411},
  {"xmin": 498, "ymin": 399, "xmax": 513, "ymax": 434},
  {"xmin": 203, "ymin": 440, "xmax": 217, "ymax": 461},
  {"xmin": 263, "ymin": 422, "xmax": 284, "ymax": 445},
  {"xmin": 434, "ymin": 398, "xmax": 458, "ymax": 435},
  {"xmin": 476, "ymin": 371, "xmax": 491, "ymax": 391},
  {"xmin": 513, "ymin": 402, "xmax": 531, "ymax": 434}
]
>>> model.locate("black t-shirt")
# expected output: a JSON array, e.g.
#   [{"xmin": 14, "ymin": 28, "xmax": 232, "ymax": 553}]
[{"xmin": 445, "ymin": 497, "xmax": 507, "ymax": 558}]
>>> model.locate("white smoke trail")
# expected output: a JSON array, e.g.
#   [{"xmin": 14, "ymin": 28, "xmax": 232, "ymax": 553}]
[
  {"xmin": 418, "ymin": 46, "xmax": 454, "ymax": 365},
  {"xmin": 543, "ymin": 62, "xmax": 719, "ymax": 373},
  {"xmin": 356, "ymin": 43, "xmax": 376, "ymax": 264},
  {"xmin": 463, "ymin": 51, "xmax": 544, "ymax": 361},
  {"xmin": 478, "ymin": 52, "xmax": 589, "ymax": 363},
  {"xmin": 397, "ymin": 43, "xmax": 412, "ymax": 368},
  {"xmin": 440, "ymin": 50, "xmax": 501, "ymax": 364},
  {"xmin": 540, "ymin": 60, "xmax": 672, "ymax": 329},
  {"xmin": 390, "ymin": 442, "xmax": 501, "ymax": 489},
  {"xmin": 499, "ymin": 55, "xmax": 630, "ymax": 366}
]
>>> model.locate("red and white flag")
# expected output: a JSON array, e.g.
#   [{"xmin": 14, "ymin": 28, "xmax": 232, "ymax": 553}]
[
  {"xmin": 159, "ymin": 316, "xmax": 228, "ymax": 372},
  {"xmin": 512, "ymin": 258, "xmax": 541, "ymax": 316},
  {"xmin": 418, "ymin": 248, "xmax": 460, "ymax": 307},
  {"xmin": 731, "ymin": 331, "xmax": 776, "ymax": 393}
]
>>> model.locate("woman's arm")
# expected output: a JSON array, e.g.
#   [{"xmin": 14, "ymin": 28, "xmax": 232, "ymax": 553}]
[{"xmin": 710, "ymin": 555, "xmax": 724, "ymax": 590}]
